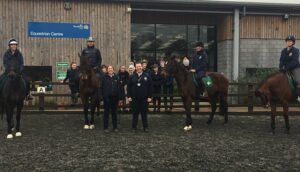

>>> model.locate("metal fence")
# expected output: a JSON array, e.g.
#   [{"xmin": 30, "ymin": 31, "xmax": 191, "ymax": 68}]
[{"xmin": 29, "ymin": 81, "xmax": 259, "ymax": 113}]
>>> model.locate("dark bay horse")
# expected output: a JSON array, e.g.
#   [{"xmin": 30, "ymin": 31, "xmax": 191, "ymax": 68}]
[
  {"xmin": 79, "ymin": 54, "xmax": 101, "ymax": 130},
  {"xmin": 161, "ymin": 57, "xmax": 229, "ymax": 131},
  {"xmin": 255, "ymin": 72, "xmax": 296, "ymax": 134},
  {"xmin": 0, "ymin": 57, "xmax": 26, "ymax": 139}
]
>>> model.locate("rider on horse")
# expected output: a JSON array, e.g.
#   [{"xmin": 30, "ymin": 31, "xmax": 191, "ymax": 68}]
[
  {"xmin": 0, "ymin": 39, "xmax": 33, "ymax": 100},
  {"xmin": 279, "ymin": 35, "xmax": 300, "ymax": 100},
  {"xmin": 190, "ymin": 41, "xmax": 208, "ymax": 95},
  {"xmin": 81, "ymin": 37, "xmax": 102, "ymax": 73}
]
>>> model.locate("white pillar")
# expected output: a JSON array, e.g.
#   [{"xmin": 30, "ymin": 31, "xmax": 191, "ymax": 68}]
[{"xmin": 233, "ymin": 8, "xmax": 240, "ymax": 81}]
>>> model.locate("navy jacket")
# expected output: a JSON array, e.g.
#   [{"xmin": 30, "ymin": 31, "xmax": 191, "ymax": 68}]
[
  {"xmin": 191, "ymin": 50, "xmax": 208, "ymax": 72},
  {"xmin": 163, "ymin": 75, "xmax": 174, "ymax": 86},
  {"xmin": 3, "ymin": 49, "xmax": 24, "ymax": 73},
  {"xmin": 279, "ymin": 47, "xmax": 300, "ymax": 71},
  {"xmin": 127, "ymin": 72, "xmax": 153, "ymax": 99},
  {"xmin": 81, "ymin": 46, "xmax": 102, "ymax": 68},
  {"xmin": 118, "ymin": 71, "xmax": 129, "ymax": 87},
  {"xmin": 63, "ymin": 68, "xmax": 80, "ymax": 84},
  {"xmin": 101, "ymin": 74, "xmax": 121, "ymax": 99},
  {"xmin": 150, "ymin": 71, "xmax": 163, "ymax": 93}
]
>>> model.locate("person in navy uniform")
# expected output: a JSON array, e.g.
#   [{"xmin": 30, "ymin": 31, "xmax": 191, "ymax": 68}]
[
  {"xmin": 102, "ymin": 65, "xmax": 122, "ymax": 132},
  {"xmin": 127, "ymin": 62, "xmax": 153, "ymax": 132},
  {"xmin": 158, "ymin": 58, "xmax": 174, "ymax": 111},
  {"xmin": 190, "ymin": 41, "xmax": 208, "ymax": 83},
  {"xmin": 118, "ymin": 65, "xmax": 129, "ymax": 112},
  {"xmin": 279, "ymin": 35, "xmax": 300, "ymax": 100},
  {"xmin": 150, "ymin": 64, "xmax": 163, "ymax": 112},
  {"xmin": 81, "ymin": 37, "xmax": 102, "ymax": 70},
  {"xmin": 142, "ymin": 60, "xmax": 151, "ymax": 74},
  {"xmin": 62, "ymin": 62, "xmax": 80, "ymax": 105},
  {"xmin": 163, "ymin": 71, "xmax": 174, "ymax": 112},
  {"xmin": 0, "ymin": 39, "xmax": 33, "ymax": 100}
]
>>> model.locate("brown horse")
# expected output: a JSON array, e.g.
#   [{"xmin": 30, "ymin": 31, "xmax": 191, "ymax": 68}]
[
  {"xmin": 161, "ymin": 56, "xmax": 229, "ymax": 131},
  {"xmin": 255, "ymin": 72, "xmax": 296, "ymax": 134},
  {"xmin": 79, "ymin": 53, "xmax": 100, "ymax": 129}
]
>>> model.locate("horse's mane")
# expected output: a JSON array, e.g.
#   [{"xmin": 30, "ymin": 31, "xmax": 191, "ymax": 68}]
[{"xmin": 256, "ymin": 71, "xmax": 282, "ymax": 89}]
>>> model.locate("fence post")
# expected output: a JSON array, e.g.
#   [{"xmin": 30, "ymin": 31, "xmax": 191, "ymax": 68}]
[
  {"xmin": 38, "ymin": 93, "xmax": 45, "ymax": 111},
  {"xmin": 248, "ymin": 84, "xmax": 254, "ymax": 113}
]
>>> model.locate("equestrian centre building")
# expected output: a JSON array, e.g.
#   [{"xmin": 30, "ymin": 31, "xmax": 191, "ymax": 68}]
[{"xmin": 1, "ymin": 0, "xmax": 300, "ymax": 83}]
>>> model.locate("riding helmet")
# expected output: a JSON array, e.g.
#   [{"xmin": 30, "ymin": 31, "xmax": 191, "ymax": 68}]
[
  {"xmin": 285, "ymin": 35, "xmax": 296, "ymax": 44},
  {"xmin": 87, "ymin": 36, "xmax": 95, "ymax": 42},
  {"xmin": 8, "ymin": 38, "xmax": 18, "ymax": 45}
]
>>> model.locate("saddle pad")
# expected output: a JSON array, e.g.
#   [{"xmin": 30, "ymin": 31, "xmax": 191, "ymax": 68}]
[{"xmin": 202, "ymin": 76, "xmax": 213, "ymax": 88}]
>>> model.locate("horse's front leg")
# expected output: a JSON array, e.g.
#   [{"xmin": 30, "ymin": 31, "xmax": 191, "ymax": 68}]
[
  {"xmin": 283, "ymin": 102, "xmax": 290, "ymax": 134},
  {"xmin": 89, "ymin": 96, "xmax": 97, "ymax": 129},
  {"xmin": 182, "ymin": 96, "xmax": 192, "ymax": 131},
  {"xmin": 81, "ymin": 97, "xmax": 90, "ymax": 129},
  {"xmin": 270, "ymin": 102, "xmax": 276, "ymax": 134},
  {"xmin": 6, "ymin": 105, "xmax": 13, "ymax": 139},
  {"xmin": 15, "ymin": 102, "xmax": 23, "ymax": 137}
]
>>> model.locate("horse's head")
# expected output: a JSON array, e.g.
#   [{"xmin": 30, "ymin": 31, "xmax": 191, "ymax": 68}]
[
  {"xmin": 161, "ymin": 53, "xmax": 181, "ymax": 78},
  {"xmin": 7, "ymin": 57, "xmax": 20, "ymax": 80},
  {"xmin": 78, "ymin": 53, "xmax": 92, "ymax": 80}
]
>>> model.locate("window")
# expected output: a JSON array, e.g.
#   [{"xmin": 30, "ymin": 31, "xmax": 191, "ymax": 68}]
[{"xmin": 131, "ymin": 23, "xmax": 217, "ymax": 71}]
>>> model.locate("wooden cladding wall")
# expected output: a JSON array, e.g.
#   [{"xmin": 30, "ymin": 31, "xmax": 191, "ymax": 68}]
[
  {"xmin": 217, "ymin": 15, "xmax": 300, "ymax": 41},
  {"xmin": 240, "ymin": 15, "xmax": 300, "ymax": 39},
  {"xmin": 0, "ymin": 0, "xmax": 131, "ymax": 78},
  {"xmin": 217, "ymin": 15, "xmax": 233, "ymax": 41}
]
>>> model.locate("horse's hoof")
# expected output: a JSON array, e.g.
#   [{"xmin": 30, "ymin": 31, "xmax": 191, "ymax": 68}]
[
  {"xmin": 184, "ymin": 125, "xmax": 192, "ymax": 131},
  {"xmin": 15, "ymin": 132, "xmax": 22, "ymax": 137},
  {"xmin": 89, "ymin": 125, "xmax": 95, "ymax": 129},
  {"xmin": 183, "ymin": 126, "xmax": 189, "ymax": 131},
  {"xmin": 7, "ymin": 134, "xmax": 13, "ymax": 139},
  {"xmin": 83, "ymin": 125, "xmax": 89, "ymax": 130},
  {"xmin": 11, "ymin": 128, "xmax": 15, "ymax": 131},
  {"xmin": 206, "ymin": 120, "xmax": 212, "ymax": 125}
]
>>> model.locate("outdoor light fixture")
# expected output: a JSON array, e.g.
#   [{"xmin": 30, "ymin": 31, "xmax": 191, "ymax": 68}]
[
  {"xmin": 127, "ymin": 7, "xmax": 132, "ymax": 13},
  {"xmin": 64, "ymin": 2, "xmax": 72, "ymax": 10},
  {"xmin": 283, "ymin": 13, "xmax": 289, "ymax": 20}
]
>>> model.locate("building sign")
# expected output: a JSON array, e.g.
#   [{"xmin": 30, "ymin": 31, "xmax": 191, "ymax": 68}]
[
  {"xmin": 56, "ymin": 71, "xmax": 67, "ymax": 80},
  {"xmin": 56, "ymin": 62, "xmax": 69, "ymax": 68},
  {"xmin": 37, "ymin": 87, "xmax": 46, "ymax": 93},
  {"xmin": 28, "ymin": 22, "xmax": 90, "ymax": 38}
]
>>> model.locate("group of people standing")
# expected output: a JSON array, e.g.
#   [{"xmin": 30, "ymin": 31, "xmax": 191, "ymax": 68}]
[{"xmin": 62, "ymin": 37, "xmax": 175, "ymax": 132}]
